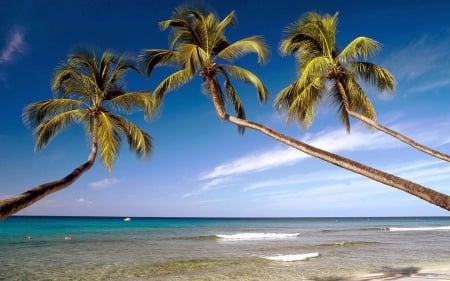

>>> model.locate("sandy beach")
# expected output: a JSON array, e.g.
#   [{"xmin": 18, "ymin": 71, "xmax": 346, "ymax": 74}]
[{"xmin": 356, "ymin": 265, "xmax": 450, "ymax": 281}]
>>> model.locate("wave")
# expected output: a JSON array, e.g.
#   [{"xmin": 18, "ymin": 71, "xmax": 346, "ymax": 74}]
[
  {"xmin": 388, "ymin": 226, "xmax": 450, "ymax": 232},
  {"xmin": 261, "ymin": 252, "xmax": 319, "ymax": 262},
  {"xmin": 216, "ymin": 233, "xmax": 300, "ymax": 241}
]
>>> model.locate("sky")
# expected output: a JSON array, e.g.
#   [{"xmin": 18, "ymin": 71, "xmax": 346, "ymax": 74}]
[{"xmin": 1, "ymin": 0, "xmax": 450, "ymax": 217}]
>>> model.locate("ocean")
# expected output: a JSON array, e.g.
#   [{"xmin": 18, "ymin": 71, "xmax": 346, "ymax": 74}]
[{"xmin": 1, "ymin": 216, "xmax": 449, "ymax": 280}]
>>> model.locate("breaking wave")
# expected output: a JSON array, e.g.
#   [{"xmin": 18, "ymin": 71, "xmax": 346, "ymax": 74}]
[
  {"xmin": 216, "ymin": 233, "xmax": 300, "ymax": 241},
  {"xmin": 261, "ymin": 252, "xmax": 319, "ymax": 262}
]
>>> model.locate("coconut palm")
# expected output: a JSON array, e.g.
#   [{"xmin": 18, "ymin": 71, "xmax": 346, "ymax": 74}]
[
  {"xmin": 276, "ymin": 12, "xmax": 450, "ymax": 162},
  {"xmin": 0, "ymin": 49, "xmax": 155, "ymax": 219},
  {"xmin": 139, "ymin": 6, "xmax": 449, "ymax": 210}
]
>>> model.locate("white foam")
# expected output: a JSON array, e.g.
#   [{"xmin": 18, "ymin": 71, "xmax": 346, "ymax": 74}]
[
  {"xmin": 262, "ymin": 252, "xmax": 319, "ymax": 262},
  {"xmin": 216, "ymin": 233, "xmax": 300, "ymax": 240},
  {"xmin": 389, "ymin": 226, "xmax": 450, "ymax": 232}
]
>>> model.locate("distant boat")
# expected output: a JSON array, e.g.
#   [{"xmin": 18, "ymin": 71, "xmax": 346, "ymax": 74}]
[{"xmin": 123, "ymin": 217, "xmax": 131, "ymax": 222}]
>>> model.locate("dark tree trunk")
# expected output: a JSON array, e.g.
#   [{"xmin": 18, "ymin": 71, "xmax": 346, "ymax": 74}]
[{"xmin": 0, "ymin": 142, "xmax": 97, "ymax": 220}]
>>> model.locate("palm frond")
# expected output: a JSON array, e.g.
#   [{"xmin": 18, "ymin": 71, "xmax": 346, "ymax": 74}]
[
  {"xmin": 222, "ymin": 64, "xmax": 268, "ymax": 103},
  {"xmin": 344, "ymin": 77, "xmax": 376, "ymax": 121},
  {"xmin": 34, "ymin": 109, "xmax": 86, "ymax": 151},
  {"xmin": 52, "ymin": 66, "xmax": 97, "ymax": 100},
  {"xmin": 275, "ymin": 78, "xmax": 324, "ymax": 127},
  {"xmin": 338, "ymin": 37, "xmax": 381, "ymax": 63},
  {"xmin": 177, "ymin": 43, "xmax": 207, "ymax": 74},
  {"xmin": 104, "ymin": 53, "xmax": 137, "ymax": 92},
  {"xmin": 109, "ymin": 91, "xmax": 157, "ymax": 120},
  {"xmin": 223, "ymin": 78, "xmax": 246, "ymax": 134},
  {"xmin": 112, "ymin": 115, "xmax": 153, "ymax": 158},
  {"xmin": 213, "ymin": 10, "xmax": 236, "ymax": 47},
  {"xmin": 23, "ymin": 99, "xmax": 84, "ymax": 127},
  {"xmin": 138, "ymin": 49, "xmax": 181, "ymax": 76},
  {"xmin": 348, "ymin": 62, "xmax": 396, "ymax": 93},
  {"xmin": 154, "ymin": 68, "xmax": 195, "ymax": 99},
  {"xmin": 330, "ymin": 83, "xmax": 351, "ymax": 132},
  {"xmin": 218, "ymin": 36, "xmax": 269, "ymax": 64},
  {"xmin": 298, "ymin": 56, "xmax": 331, "ymax": 86},
  {"xmin": 96, "ymin": 112, "xmax": 121, "ymax": 171}
]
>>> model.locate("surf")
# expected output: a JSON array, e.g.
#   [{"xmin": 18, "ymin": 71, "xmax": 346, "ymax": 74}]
[
  {"xmin": 261, "ymin": 252, "xmax": 319, "ymax": 262},
  {"xmin": 216, "ymin": 232, "xmax": 300, "ymax": 241}
]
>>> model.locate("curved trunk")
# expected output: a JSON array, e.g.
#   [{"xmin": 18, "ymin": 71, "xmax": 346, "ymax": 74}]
[
  {"xmin": 0, "ymin": 141, "xmax": 97, "ymax": 220},
  {"xmin": 335, "ymin": 79, "xmax": 450, "ymax": 163},
  {"xmin": 347, "ymin": 110, "xmax": 450, "ymax": 162},
  {"xmin": 224, "ymin": 115, "xmax": 450, "ymax": 211},
  {"xmin": 208, "ymin": 78, "xmax": 226, "ymax": 118}
]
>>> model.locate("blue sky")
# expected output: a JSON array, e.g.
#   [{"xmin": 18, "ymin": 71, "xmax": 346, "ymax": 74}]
[{"xmin": 1, "ymin": 0, "xmax": 450, "ymax": 217}]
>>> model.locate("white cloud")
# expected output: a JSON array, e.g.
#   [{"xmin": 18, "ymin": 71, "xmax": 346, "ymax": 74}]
[
  {"xmin": 407, "ymin": 78, "xmax": 450, "ymax": 95},
  {"xmin": 88, "ymin": 178, "xmax": 120, "ymax": 189},
  {"xmin": 75, "ymin": 198, "xmax": 93, "ymax": 204},
  {"xmin": 384, "ymin": 35, "xmax": 450, "ymax": 81},
  {"xmin": 200, "ymin": 124, "xmax": 398, "ymax": 182},
  {"xmin": 0, "ymin": 26, "xmax": 26, "ymax": 64},
  {"xmin": 195, "ymin": 117, "xmax": 450, "ymax": 196}
]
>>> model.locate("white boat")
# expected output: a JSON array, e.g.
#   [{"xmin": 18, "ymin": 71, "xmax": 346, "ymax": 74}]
[{"xmin": 123, "ymin": 217, "xmax": 131, "ymax": 222}]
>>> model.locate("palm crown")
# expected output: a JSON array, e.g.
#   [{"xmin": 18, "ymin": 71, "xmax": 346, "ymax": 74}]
[
  {"xmin": 139, "ymin": 5, "xmax": 270, "ymax": 133},
  {"xmin": 276, "ymin": 12, "xmax": 396, "ymax": 132},
  {"xmin": 23, "ymin": 49, "xmax": 155, "ymax": 171}
]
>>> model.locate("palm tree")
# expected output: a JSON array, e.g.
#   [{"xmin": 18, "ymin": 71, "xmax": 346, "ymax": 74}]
[
  {"xmin": 139, "ymin": 5, "xmax": 450, "ymax": 210},
  {"xmin": 276, "ymin": 12, "xmax": 450, "ymax": 162},
  {"xmin": 0, "ymin": 49, "xmax": 155, "ymax": 219}
]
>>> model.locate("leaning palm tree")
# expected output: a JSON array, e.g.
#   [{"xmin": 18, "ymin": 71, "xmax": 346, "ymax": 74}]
[
  {"xmin": 277, "ymin": 12, "xmax": 450, "ymax": 162},
  {"xmin": 0, "ymin": 49, "xmax": 155, "ymax": 219},
  {"xmin": 139, "ymin": 5, "xmax": 449, "ymax": 210}
]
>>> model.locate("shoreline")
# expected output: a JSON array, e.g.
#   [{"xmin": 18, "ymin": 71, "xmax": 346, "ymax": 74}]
[{"xmin": 355, "ymin": 264, "xmax": 450, "ymax": 281}]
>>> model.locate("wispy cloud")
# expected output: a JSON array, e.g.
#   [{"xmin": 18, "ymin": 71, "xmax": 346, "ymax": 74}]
[
  {"xmin": 384, "ymin": 35, "xmax": 450, "ymax": 81},
  {"xmin": 88, "ymin": 178, "xmax": 120, "ymax": 190},
  {"xmin": 75, "ymin": 198, "xmax": 93, "ymax": 204},
  {"xmin": 200, "ymin": 124, "xmax": 397, "ymax": 182},
  {"xmin": 248, "ymin": 159, "xmax": 450, "ymax": 213},
  {"xmin": 0, "ymin": 26, "xmax": 26, "ymax": 64},
  {"xmin": 195, "ymin": 117, "xmax": 450, "ymax": 196},
  {"xmin": 407, "ymin": 78, "xmax": 450, "ymax": 95}
]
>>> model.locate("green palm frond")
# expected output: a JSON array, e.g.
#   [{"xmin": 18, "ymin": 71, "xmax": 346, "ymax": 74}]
[
  {"xmin": 177, "ymin": 43, "xmax": 207, "ymax": 74},
  {"xmin": 275, "ymin": 78, "xmax": 324, "ymax": 127},
  {"xmin": 330, "ymin": 83, "xmax": 351, "ymax": 132},
  {"xmin": 105, "ymin": 54, "xmax": 138, "ymax": 92},
  {"xmin": 223, "ymin": 78, "xmax": 246, "ymax": 134},
  {"xmin": 96, "ymin": 112, "xmax": 121, "ymax": 171},
  {"xmin": 112, "ymin": 115, "xmax": 152, "ymax": 158},
  {"xmin": 344, "ymin": 77, "xmax": 376, "ymax": 120},
  {"xmin": 348, "ymin": 62, "xmax": 396, "ymax": 93},
  {"xmin": 298, "ymin": 56, "xmax": 331, "ymax": 85},
  {"xmin": 154, "ymin": 68, "xmax": 195, "ymax": 99},
  {"xmin": 214, "ymin": 10, "xmax": 236, "ymax": 42},
  {"xmin": 222, "ymin": 64, "xmax": 268, "ymax": 103},
  {"xmin": 23, "ymin": 99, "xmax": 83, "ymax": 127},
  {"xmin": 139, "ymin": 49, "xmax": 181, "ymax": 76},
  {"xmin": 218, "ymin": 36, "xmax": 269, "ymax": 64},
  {"xmin": 109, "ymin": 91, "xmax": 156, "ymax": 120},
  {"xmin": 34, "ymin": 109, "xmax": 87, "ymax": 151},
  {"xmin": 52, "ymin": 66, "xmax": 97, "ymax": 100},
  {"xmin": 339, "ymin": 37, "xmax": 381, "ymax": 63}
]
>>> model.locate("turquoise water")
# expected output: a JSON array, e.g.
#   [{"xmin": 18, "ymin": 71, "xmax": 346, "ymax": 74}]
[{"xmin": 1, "ymin": 216, "xmax": 450, "ymax": 280}]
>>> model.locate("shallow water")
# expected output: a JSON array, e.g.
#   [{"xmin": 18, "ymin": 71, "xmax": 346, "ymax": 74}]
[{"xmin": 1, "ymin": 216, "xmax": 449, "ymax": 280}]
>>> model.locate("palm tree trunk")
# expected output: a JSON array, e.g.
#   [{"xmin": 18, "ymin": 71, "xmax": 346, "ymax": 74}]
[
  {"xmin": 223, "ymin": 115, "xmax": 450, "ymax": 211},
  {"xmin": 0, "ymin": 142, "xmax": 97, "ymax": 220},
  {"xmin": 347, "ymin": 110, "xmax": 450, "ymax": 162},
  {"xmin": 205, "ymin": 77, "xmax": 449, "ymax": 210},
  {"xmin": 335, "ymin": 79, "xmax": 450, "ymax": 162}
]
